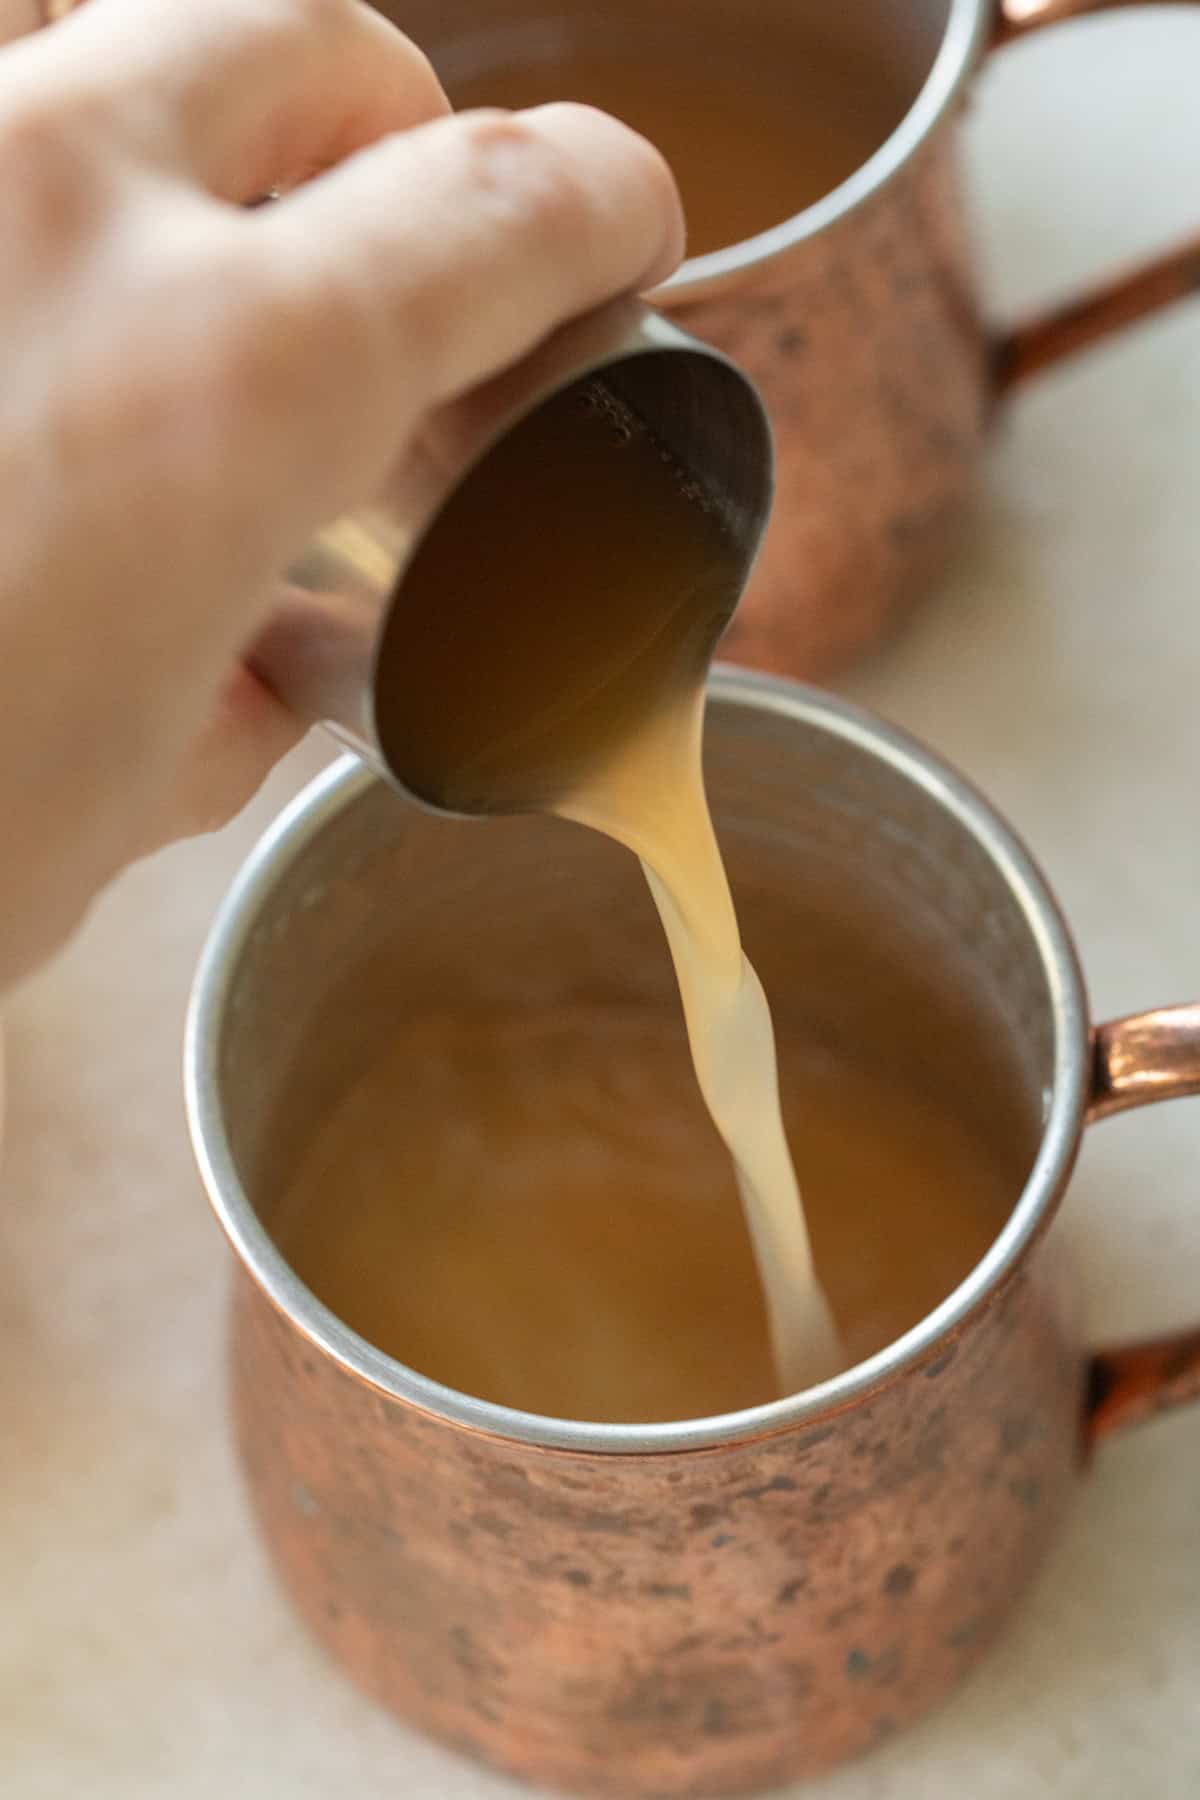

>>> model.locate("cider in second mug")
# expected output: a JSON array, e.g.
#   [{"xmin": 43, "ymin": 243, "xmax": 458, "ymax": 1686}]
[{"xmin": 374, "ymin": 0, "xmax": 1200, "ymax": 677}]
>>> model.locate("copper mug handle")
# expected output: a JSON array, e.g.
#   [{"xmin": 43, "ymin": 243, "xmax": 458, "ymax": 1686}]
[
  {"xmin": 991, "ymin": 0, "xmax": 1200, "ymax": 387},
  {"xmin": 1084, "ymin": 1005, "xmax": 1200, "ymax": 1445}
]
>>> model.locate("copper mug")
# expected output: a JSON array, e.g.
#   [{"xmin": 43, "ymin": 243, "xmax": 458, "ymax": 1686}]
[
  {"xmin": 372, "ymin": 0, "xmax": 1200, "ymax": 679},
  {"xmin": 187, "ymin": 671, "xmax": 1200, "ymax": 1798}
]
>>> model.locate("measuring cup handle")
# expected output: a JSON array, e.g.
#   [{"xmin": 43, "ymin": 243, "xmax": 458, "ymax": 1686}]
[
  {"xmin": 989, "ymin": 0, "xmax": 1200, "ymax": 391},
  {"xmin": 1084, "ymin": 1006, "xmax": 1200, "ymax": 1447}
]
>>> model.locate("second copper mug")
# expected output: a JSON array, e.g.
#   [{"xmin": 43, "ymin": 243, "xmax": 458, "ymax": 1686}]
[
  {"xmin": 187, "ymin": 671, "xmax": 1200, "ymax": 1799},
  {"xmin": 373, "ymin": 0, "xmax": 1200, "ymax": 678}
]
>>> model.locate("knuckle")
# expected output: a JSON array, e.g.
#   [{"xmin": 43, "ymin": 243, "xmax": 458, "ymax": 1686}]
[
  {"xmin": 196, "ymin": 254, "xmax": 305, "ymax": 440},
  {"xmin": 0, "ymin": 91, "xmax": 63, "ymax": 175},
  {"xmin": 197, "ymin": 229, "xmax": 385, "ymax": 497},
  {"xmin": 460, "ymin": 108, "xmax": 592, "ymax": 247},
  {"xmin": 0, "ymin": 95, "xmax": 110, "ymax": 253},
  {"xmin": 64, "ymin": 227, "xmax": 274, "ymax": 489},
  {"xmin": 254, "ymin": 236, "xmax": 374, "ymax": 384},
  {"xmin": 200, "ymin": 0, "xmax": 351, "ymax": 71}
]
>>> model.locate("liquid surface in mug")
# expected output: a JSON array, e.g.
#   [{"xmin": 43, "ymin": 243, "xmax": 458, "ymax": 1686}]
[
  {"xmin": 442, "ymin": 29, "xmax": 907, "ymax": 259},
  {"xmin": 272, "ymin": 1020, "xmax": 1013, "ymax": 1424}
]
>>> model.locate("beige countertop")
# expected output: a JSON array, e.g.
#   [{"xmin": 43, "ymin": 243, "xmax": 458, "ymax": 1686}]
[{"xmin": 3, "ymin": 14, "xmax": 1200, "ymax": 1799}]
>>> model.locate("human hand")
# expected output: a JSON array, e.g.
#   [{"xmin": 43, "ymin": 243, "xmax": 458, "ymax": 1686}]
[{"xmin": 0, "ymin": 0, "xmax": 683, "ymax": 987}]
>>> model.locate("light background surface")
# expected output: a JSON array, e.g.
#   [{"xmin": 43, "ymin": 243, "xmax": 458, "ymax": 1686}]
[{"xmin": 3, "ymin": 12, "xmax": 1199, "ymax": 1796}]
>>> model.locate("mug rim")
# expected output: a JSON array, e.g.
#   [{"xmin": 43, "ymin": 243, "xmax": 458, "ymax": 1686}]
[
  {"xmin": 655, "ymin": 0, "xmax": 990, "ymax": 304},
  {"xmin": 185, "ymin": 669, "xmax": 1089, "ymax": 1455}
]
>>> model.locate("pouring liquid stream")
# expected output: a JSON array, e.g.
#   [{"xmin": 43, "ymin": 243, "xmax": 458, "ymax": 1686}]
[
  {"xmin": 366, "ymin": 373, "xmax": 847, "ymax": 1397},
  {"xmin": 559, "ymin": 677, "xmax": 844, "ymax": 1394}
]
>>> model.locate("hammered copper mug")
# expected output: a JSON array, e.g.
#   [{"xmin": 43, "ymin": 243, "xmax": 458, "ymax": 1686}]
[
  {"xmin": 369, "ymin": 0, "xmax": 1200, "ymax": 678},
  {"xmin": 186, "ymin": 671, "xmax": 1200, "ymax": 1799}
]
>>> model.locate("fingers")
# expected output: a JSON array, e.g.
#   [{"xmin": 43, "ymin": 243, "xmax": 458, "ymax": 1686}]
[
  {"xmin": 233, "ymin": 103, "xmax": 684, "ymax": 517},
  {"xmin": 19, "ymin": 0, "xmax": 449, "ymax": 201},
  {"xmin": 265, "ymin": 103, "xmax": 684, "ymax": 386}
]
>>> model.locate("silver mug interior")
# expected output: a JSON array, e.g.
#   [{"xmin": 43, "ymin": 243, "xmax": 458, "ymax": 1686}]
[{"xmin": 187, "ymin": 669, "xmax": 1089, "ymax": 1453}]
